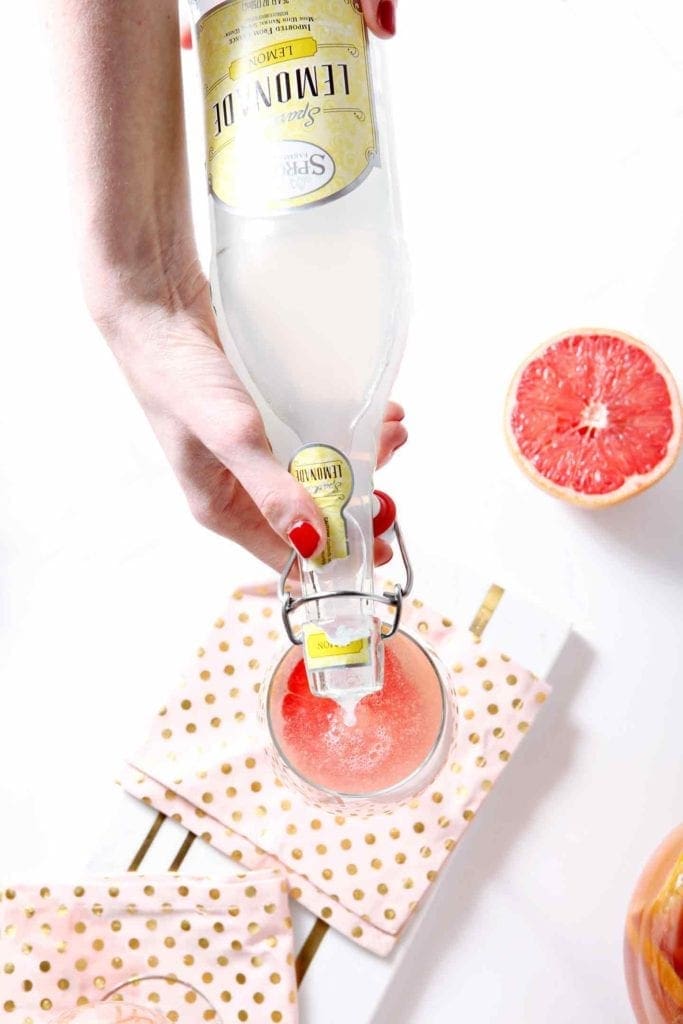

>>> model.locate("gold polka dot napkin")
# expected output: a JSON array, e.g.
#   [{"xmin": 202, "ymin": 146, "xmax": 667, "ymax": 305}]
[
  {"xmin": 122, "ymin": 585, "xmax": 550, "ymax": 956},
  {"xmin": 0, "ymin": 873, "xmax": 297, "ymax": 1022}
]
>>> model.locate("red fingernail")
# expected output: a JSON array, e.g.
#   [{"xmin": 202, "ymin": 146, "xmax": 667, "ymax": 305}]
[
  {"xmin": 373, "ymin": 490, "xmax": 397, "ymax": 537},
  {"xmin": 288, "ymin": 521, "xmax": 321, "ymax": 559},
  {"xmin": 377, "ymin": 0, "xmax": 396, "ymax": 35}
]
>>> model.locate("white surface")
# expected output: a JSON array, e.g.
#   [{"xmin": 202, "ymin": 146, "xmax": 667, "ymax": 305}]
[{"xmin": 1, "ymin": 2, "xmax": 682, "ymax": 1022}]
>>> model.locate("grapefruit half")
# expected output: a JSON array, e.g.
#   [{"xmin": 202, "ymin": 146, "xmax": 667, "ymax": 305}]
[{"xmin": 505, "ymin": 329, "xmax": 681, "ymax": 507}]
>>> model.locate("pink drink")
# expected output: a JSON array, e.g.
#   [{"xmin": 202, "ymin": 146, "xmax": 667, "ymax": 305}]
[{"xmin": 269, "ymin": 633, "xmax": 445, "ymax": 796}]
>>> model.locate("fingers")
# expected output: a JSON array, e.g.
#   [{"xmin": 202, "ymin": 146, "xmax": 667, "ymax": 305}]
[
  {"xmin": 378, "ymin": 399, "xmax": 407, "ymax": 466},
  {"xmin": 161, "ymin": 325, "xmax": 406, "ymax": 564},
  {"xmin": 200, "ymin": 396, "xmax": 407, "ymax": 557},
  {"xmin": 374, "ymin": 537, "xmax": 393, "ymax": 566},
  {"xmin": 227, "ymin": 447, "xmax": 326, "ymax": 559},
  {"xmin": 360, "ymin": 0, "xmax": 397, "ymax": 38},
  {"xmin": 377, "ymin": 419, "xmax": 408, "ymax": 468},
  {"xmin": 373, "ymin": 490, "xmax": 396, "ymax": 566},
  {"xmin": 197, "ymin": 406, "xmax": 327, "ymax": 559},
  {"xmin": 155, "ymin": 419, "xmax": 310, "ymax": 569},
  {"xmin": 373, "ymin": 490, "xmax": 397, "ymax": 537},
  {"xmin": 162, "ymin": 415, "xmax": 397, "ymax": 571},
  {"xmin": 384, "ymin": 400, "xmax": 405, "ymax": 423}
]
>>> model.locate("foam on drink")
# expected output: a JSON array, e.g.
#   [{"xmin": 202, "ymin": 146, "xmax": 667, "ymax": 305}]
[{"xmin": 269, "ymin": 633, "xmax": 445, "ymax": 796}]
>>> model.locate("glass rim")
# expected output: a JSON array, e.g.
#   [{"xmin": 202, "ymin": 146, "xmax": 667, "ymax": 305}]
[{"xmin": 264, "ymin": 627, "xmax": 452, "ymax": 803}]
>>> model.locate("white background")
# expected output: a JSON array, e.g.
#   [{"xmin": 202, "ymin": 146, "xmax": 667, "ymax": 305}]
[{"xmin": 1, "ymin": 1, "xmax": 682, "ymax": 1022}]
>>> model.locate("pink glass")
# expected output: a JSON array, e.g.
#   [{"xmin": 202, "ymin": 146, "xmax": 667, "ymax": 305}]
[
  {"xmin": 264, "ymin": 629, "xmax": 456, "ymax": 810},
  {"xmin": 624, "ymin": 824, "xmax": 683, "ymax": 1023}
]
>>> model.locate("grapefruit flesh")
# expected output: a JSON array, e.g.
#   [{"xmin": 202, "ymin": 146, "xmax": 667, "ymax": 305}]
[{"xmin": 506, "ymin": 330, "xmax": 681, "ymax": 506}]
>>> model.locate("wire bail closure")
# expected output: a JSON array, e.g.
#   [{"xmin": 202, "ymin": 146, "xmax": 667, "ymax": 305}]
[{"xmin": 278, "ymin": 519, "xmax": 414, "ymax": 648}]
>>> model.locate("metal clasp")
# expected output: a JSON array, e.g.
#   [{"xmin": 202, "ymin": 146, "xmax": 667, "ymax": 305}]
[{"xmin": 278, "ymin": 519, "xmax": 414, "ymax": 647}]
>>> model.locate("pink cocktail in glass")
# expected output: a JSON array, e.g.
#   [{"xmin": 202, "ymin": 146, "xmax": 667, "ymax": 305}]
[{"xmin": 267, "ymin": 631, "xmax": 452, "ymax": 805}]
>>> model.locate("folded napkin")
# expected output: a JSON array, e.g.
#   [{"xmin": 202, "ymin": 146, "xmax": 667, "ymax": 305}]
[
  {"xmin": 0, "ymin": 872, "xmax": 297, "ymax": 1023},
  {"xmin": 122, "ymin": 584, "xmax": 550, "ymax": 956}
]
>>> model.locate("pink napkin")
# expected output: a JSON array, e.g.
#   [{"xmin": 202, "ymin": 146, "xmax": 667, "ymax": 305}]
[
  {"xmin": 122, "ymin": 585, "xmax": 550, "ymax": 955},
  {"xmin": 0, "ymin": 872, "xmax": 297, "ymax": 1023}
]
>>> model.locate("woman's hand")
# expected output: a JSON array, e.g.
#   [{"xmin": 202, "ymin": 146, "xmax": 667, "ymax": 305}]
[
  {"xmin": 97, "ymin": 257, "xmax": 407, "ymax": 572},
  {"xmin": 51, "ymin": 0, "xmax": 404, "ymax": 572}
]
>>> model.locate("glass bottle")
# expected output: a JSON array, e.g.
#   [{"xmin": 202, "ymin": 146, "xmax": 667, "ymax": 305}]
[{"xmin": 189, "ymin": 0, "xmax": 409, "ymax": 707}]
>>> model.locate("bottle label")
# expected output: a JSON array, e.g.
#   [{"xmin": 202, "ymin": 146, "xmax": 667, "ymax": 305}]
[
  {"xmin": 197, "ymin": 0, "xmax": 378, "ymax": 213},
  {"xmin": 304, "ymin": 627, "xmax": 370, "ymax": 669},
  {"xmin": 289, "ymin": 443, "xmax": 353, "ymax": 567}
]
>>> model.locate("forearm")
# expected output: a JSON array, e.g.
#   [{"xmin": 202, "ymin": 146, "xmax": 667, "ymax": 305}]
[{"xmin": 48, "ymin": 0, "xmax": 198, "ymax": 321}]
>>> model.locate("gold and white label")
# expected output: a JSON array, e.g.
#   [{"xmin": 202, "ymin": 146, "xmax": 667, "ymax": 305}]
[
  {"xmin": 197, "ymin": 0, "xmax": 377, "ymax": 212},
  {"xmin": 289, "ymin": 443, "xmax": 353, "ymax": 567}
]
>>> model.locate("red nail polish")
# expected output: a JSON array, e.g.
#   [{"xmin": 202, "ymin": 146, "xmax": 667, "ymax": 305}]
[
  {"xmin": 377, "ymin": 0, "xmax": 396, "ymax": 35},
  {"xmin": 288, "ymin": 521, "xmax": 321, "ymax": 559},
  {"xmin": 373, "ymin": 490, "xmax": 397, "ymax": 537}
]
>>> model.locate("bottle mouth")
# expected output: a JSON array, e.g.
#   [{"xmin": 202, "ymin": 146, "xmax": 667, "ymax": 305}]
[{"xmin": 263, "ymin": 629, "xmax": 456, "ymax": 809}]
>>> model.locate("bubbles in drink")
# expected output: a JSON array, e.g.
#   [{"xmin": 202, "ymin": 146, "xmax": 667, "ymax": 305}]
[{"xmin": 269, "ymin": 633, "xmax": 445, "ymax": 795}]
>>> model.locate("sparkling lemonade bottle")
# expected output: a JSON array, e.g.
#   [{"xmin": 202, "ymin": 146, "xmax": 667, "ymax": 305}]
[{"xmin": 189, "ymin": 0, "xmax": 409, "ymax": 710}]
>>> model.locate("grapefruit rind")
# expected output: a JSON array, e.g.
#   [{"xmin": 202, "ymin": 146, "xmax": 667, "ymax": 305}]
[{"xmin": 505, "ymin": 328, "xmax": 682, "ymax": 508}]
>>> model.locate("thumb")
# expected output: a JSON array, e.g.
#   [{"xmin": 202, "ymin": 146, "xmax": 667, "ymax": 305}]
[{"xmin": 202, "ymin": 405, "xmax": 327, "ymax": 560}]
